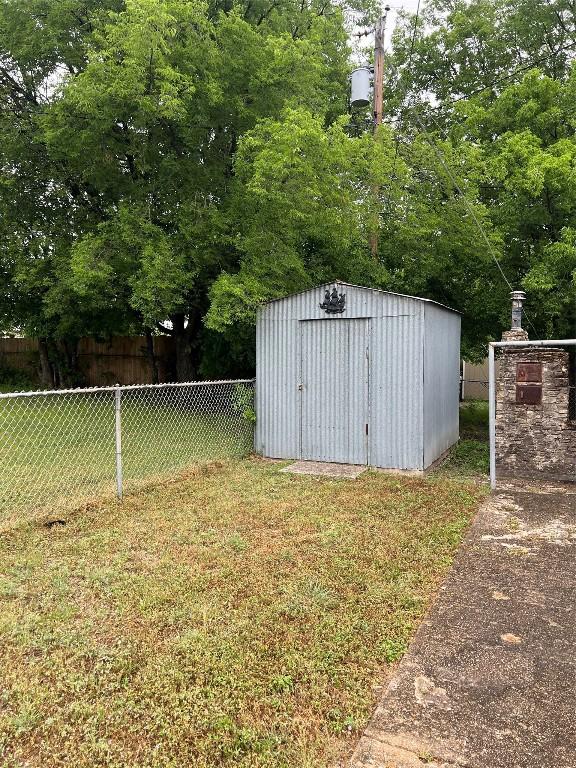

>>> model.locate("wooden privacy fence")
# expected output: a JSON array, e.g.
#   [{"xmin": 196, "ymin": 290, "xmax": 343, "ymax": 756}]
[
  {"xmin": 461, "ymin": 359, "xmax": 501, "ymax": 401},
  {"xmin": 0, "ymin": 336, "xmax": 175, "ymax": 387}
]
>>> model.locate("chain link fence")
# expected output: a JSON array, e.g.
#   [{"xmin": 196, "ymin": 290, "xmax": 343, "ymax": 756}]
[{"xmin": 0, "ymin": 380, "xmax": 255, "ymax": 522}]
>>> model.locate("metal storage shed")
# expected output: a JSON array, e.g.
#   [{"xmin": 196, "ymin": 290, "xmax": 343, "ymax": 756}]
[{"xmin": 255, "ymin": 282, "xmax": 461, "ymax": 471}]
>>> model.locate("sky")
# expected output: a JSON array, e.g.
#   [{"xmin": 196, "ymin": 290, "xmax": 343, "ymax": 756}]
[
  {"xmin": 394, "ymin": 0, "xmax": 422, "ymax": 11},
  {"xmin": 349, "ymin": 0, "xmax": 423, "ymax": 65}
]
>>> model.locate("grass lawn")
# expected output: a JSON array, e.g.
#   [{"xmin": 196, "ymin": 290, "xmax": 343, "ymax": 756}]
[
  {"xmin": 0, "ymin": 459, "xmax": 484, "ymax": 767},
  {"xmin": 435, "ymin": 401, "xmax": 489, "ymax": 478},
  {"xmin": 0, "ymin": 388, "xmax": 253, "ymax": 519}
]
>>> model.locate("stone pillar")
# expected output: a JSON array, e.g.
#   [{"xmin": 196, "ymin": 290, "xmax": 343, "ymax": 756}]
[
  {"xmin": 495, "ymin": 346, "xmax": 576, "ymax": 481},
  {"xmin": 501, "ymin": 329, "xmax": 529, "ymax": 343}
]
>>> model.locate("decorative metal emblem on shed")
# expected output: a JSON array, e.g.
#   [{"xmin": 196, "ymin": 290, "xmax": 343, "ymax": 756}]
[{"xmin": 320, "ymin": 288, "xmax": 346, "ymax": 314}]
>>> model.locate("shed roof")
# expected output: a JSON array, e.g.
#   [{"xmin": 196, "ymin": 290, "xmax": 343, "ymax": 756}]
[{"xmin": 262, "ymin": 282, "xmax": 461, "ymax": 315}]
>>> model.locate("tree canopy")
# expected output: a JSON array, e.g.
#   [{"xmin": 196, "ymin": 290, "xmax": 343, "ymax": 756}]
[
  {"xmin": 0, "ymin": 0, "xmax": 575, "ymax": 383},
  {"xmin": 388, "ymin": 0, "xmax": 576, "ymax": 348}
]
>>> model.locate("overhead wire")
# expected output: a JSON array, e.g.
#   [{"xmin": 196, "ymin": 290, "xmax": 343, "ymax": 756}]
[
  {"xmin": 378, "ymin": 0, "xmax": 547, "ymax": 333},
  {"xmin": 409, "ymin": 104, "xmax": 539, "ymax": 334},
  {"xmin": 431, "ymin": 38, "xmax": 576, "ymax": 110},
  {"xmin": 380, "ymin": 37, "xmax": 576, "ymax": 127},
  {"xmin": 414, "ymin": 106, "xmax": 513, "ymax": 292}
]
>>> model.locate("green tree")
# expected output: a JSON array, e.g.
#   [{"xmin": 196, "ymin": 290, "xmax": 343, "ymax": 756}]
[
  {"xmin": 0, "ymin": 0, "xmax": 128, "ymax": 385},
  {"xmin": 385, "ymin": 0, "xmax": 576, "ymax": 348},
  {"xmin": 4, "ymin": 0, "xmax": 353, "ymax": 380},
  {"xmin": 206, "ymin": 105, "xmax": 509, "ymax": 360},
  {"xmin": 5, "ymin": 0, "xmax": 575, "ymax": 380},
  {"xmin": 206, "ymin": 109, "xmax": 392, "ymax": 332},
  {"xmin": 390, "ymin": 0, "xmax": 575, "ymax": 110}
]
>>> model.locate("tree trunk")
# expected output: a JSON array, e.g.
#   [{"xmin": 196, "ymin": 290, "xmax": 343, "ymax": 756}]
[
  {"xmin": 38, "ymin": 337, "xmax": 55, "ymax": 389},
  {"xmin": 54, "ymin": 338, "xmax": 81, "ymax": 388},
  {"xmin": 171, "ymin": 313, "xmax": 197, "ymax": 382},
  {"xmin": 144, "ymin": 328, "xmax": 159, "ymax": 384}
]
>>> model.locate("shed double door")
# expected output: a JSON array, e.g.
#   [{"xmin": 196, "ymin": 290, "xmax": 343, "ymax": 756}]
[{"xmin": 299, "ymin": 318, "xmax": 369, "ymax": 464}]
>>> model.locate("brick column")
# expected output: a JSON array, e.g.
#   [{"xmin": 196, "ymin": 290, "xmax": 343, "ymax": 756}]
[
  {"xmin": 496, "ymin": 346, "xmax": 576, "ymax": 481},
  {"xmin": 501, "ymin": 329, "xmax": 529, "ymax": 343}
]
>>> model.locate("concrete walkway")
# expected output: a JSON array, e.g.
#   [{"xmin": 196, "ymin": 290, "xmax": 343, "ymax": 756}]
[{"xmin": 349, "ymin": 486, "xmax": 576, "ymax": 768}]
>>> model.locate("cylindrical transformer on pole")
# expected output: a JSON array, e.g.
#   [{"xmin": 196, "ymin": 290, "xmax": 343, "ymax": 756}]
[{"xmin": 350, "ymin": 67, "xmax": 372, "ymax": 108}]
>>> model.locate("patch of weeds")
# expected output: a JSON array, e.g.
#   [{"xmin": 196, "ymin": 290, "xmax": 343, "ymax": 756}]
[
  {"xmin": 227, "ymin": 532, "xmax": 249, "ymax": 553},
  {"xmin": 219, "ymin": 726, "xmax": 279, "ymax": 759},
  {"xmin": 459, "ymin": 400, "xmax": 489, "ymax": 440},
  {"xmin": 397, "ymin": 593, "xmax": 422, "ymax": 611},
  {"xmin": 441, "ymin": 439, "xmax": 489, "ymax": 477},
  {"xmin": 379, "ymin": 637, "xmax": 408, "ymax": 664},
  {"xmin": 0, "ymin": 577, "xmax": 20, "ymax": 600},
  {"xmin": 326, "ymin": 708, "xmax": 361, "ymax": 736},
  {"xmin": 280, "ymin": 579, "xmax": 339, "ymax": 617},
  {"xmin": 269, "ymin": 674, "xmax": 295, "ymax": 694},
  {"xmin": 278, "ymin": 548, "xmax": 296, "ymax": 564},
  {"xmin": 197, "ymin": 527, "xmax": 219, "ymax": 546},
  {"xmin": 306, "ymin": 580, "xmax": 338, "ymax": 609},
  {"xmin": 9, "ymin": 702, "xmax": 41, "ymax": 736},
  {"xmin": 507, "ymin": 516, "xmax": 521, "ymax": 532},
  {"xmin": 434, "ymin": 401, "xmax": 490, "ymax": 479},
  {"xmin": 506, "ymin": 545, "xmax": 531, "ymax": 556}
]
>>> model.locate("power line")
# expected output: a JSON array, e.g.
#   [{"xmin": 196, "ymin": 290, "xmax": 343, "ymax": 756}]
[
  {"xmin": 409, "ymin": 104, "xmax": 539, "ymax": 334},
  {"xmin": 432, "ymin": 38, "xmax": 576, "ymax": 110},
  {"xmin": 374, "ymin": 11, "xmax": 573, "ymax": 334},
  {"xmin": 368, "ymin": 14, "xmax": 576, "ymax": 134},
  {"xmin": 412, "ymin": 107, "xmax": 512, "ymax": 290}
]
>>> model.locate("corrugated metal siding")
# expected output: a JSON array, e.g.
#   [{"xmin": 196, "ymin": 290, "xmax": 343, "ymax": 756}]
[
  {"xmin": 368, "ymin": 310, "xmax": 424, "ymax": 470},
  {"xmin": 423, "ymin": 304, "xmax": 461, "ymax": 467},
  {"xmin": 256, "ymin": 282, "xmax": 458, "ymax": 470},
  {"xmin": 300, "ymin": 318, "xmax": 368, "ymax": 463},
  {"xmin": 255, "ymin": 300, "xmax": 300, "ymax": 458}
]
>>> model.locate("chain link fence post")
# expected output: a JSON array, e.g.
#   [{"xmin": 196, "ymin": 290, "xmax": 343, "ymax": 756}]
[{"xmin": 115, "ymin": 384, "xmax": 123, "ymax": 500}]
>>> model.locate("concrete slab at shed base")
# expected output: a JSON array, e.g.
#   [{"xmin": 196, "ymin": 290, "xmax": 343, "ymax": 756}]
[
  {"xmin": 372, "ymin": 467, "xmax": 423, "ymax": 478},
  {"xmin": 280, "ymin": 461, "xmax": 367, "ymax": 479},
  {"xmin": 349, "ymin": 488, "xmax": 576, "ymax": 768}
]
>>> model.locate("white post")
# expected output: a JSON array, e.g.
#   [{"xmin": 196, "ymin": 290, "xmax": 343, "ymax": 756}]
[
  {"xmin": 115, "ymin": 384, "xmax": 123, "ymax": 500},
  {"xmin": 488, "ymin": 344, "xmax": 496, "ymax": 490}
]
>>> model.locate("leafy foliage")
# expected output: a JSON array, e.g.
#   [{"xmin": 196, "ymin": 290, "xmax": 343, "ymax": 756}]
[
  {"xmin": 388, "ymin": 0, "xmax": 576, "ymax": 347},
  {"xmin": 1, "ymin": 0, "xmax": 576, "ymax": 376}
]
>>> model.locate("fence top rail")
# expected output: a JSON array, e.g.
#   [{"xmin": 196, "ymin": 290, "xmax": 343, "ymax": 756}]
[
  {"xmin": 490, "ymin": 339, "xmax": 576, "ymax": 348},
  {"xmin": 0, "ymin": 378, "xmax": 255, "ymax": 400}
]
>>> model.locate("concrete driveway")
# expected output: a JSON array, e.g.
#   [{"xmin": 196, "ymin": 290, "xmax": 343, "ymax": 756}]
[{"xmin": 349, "ymin": 485, "xmax": 576, "ymax": 768}]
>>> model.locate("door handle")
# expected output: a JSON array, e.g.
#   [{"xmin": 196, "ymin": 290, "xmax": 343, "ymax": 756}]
[{"xmin": 298, "ymin": 383, "xmax": 303, "ymax": 391}]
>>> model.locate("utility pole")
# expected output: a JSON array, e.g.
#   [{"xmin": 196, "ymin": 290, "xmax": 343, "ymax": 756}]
[
  {"xmin": 370, "ymin": 4, "xmax": 390, "ymax": 259},
  {"xmin": 373, "ymin": 7, "xmax": 389, "ymax": 130}
]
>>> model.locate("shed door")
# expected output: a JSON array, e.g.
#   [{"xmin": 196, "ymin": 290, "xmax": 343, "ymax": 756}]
[{"xmin": 300, "ymin": 319, "xmax": 369, "ymax": 464}]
